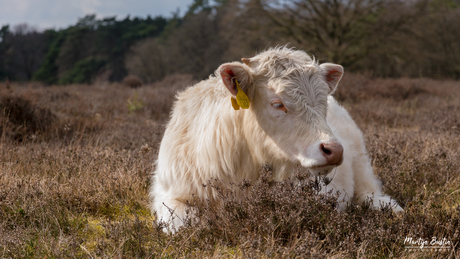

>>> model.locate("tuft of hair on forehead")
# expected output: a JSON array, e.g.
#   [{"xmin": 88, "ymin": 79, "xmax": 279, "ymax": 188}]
[
  {"xmin": 246, "ymin": 46, "xmax": 329, "ymax": 117},
  {"xmin": 248, "ymin": 46, "xmax": 317, "ymax": 78}
]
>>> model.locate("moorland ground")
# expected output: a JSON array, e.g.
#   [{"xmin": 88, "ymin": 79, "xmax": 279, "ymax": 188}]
[{"xmin": 0, "ymin": 74, "xmax": 459, "ymax": 258}]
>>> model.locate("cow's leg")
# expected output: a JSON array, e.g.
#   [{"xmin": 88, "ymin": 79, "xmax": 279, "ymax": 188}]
[
  {"xmin": 154, "ymin": 197, "xmax": 190, "ymax": 232},
  {"xmin": 151, "ymin": 176, "xmax": 196, "ymax": 232},
  {"xmin": 352, "ymin": 149, "xmax": 403, "ymax": 212}
]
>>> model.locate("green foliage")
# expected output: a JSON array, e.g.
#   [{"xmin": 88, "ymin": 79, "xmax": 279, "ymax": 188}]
[
  {"xmin": 59, "ymin": 57, "xmax": 106, "ymax": 84},
  {"xmin": 186, "ymin": 0, "xmax": 213, "ymax": 16},
  {"xmin": 127, "ymin": 92, "xmax": 144, "ymax": 113},
  {"xmin": 32, "ymin": 31, "xmax": 65, "ymax": 84},
  {"xmin": 32, "ymin": 14, "xmax": 168, "ymax": 84},
  {"xmin": 0, "ymin": 25, "xmax": 10, "ymax": 80},
  {"xmin": 0, "ymin": 25, "xmax": 9, "ymax": 40},
  {"xmin": 429, "ymin": 0, "xmax": 460, "ymax": 9}
]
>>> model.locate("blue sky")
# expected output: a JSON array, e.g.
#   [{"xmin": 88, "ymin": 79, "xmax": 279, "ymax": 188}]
[{"xmin": 0, "ymin": 0, "xmax": 193, "ymax": 31}]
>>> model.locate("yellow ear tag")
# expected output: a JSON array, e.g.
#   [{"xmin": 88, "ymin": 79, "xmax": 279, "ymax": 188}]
[
  {"xmin": 234, "ymin": 79, "xmax": 250, "ymax": 109},
  {"xmin": 231, "ymin": 96, "xmax": 240, "ymax": 110}
]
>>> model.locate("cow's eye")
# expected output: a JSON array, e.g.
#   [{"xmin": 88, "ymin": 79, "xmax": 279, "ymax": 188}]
[
  {"xmin": 273, "ymin": 103, "xmax": 284, "ymax": 109},
  {"xmin": 271, "ymin": 101, "xmax": 287, "ymax": 113}
]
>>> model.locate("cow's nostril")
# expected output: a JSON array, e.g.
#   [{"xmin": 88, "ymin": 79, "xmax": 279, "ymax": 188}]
[
  {"xmin": 321, "ymin": 144, "xmax": 332, "ymax": 155},
  {"xmin": 320, "ymin": 142, "xmax": 344, "ymax": 166}
]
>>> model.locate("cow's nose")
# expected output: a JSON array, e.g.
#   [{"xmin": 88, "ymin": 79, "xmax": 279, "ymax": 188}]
[{"xmin": 320, "ymin": 142, "xmax": 343, "ymax": 166}]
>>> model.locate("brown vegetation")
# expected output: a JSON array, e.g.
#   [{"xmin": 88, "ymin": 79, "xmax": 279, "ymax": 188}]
[
  {"xmin": 0, "ymin": 74, "xmax": 459, "ymax": 258},
  {"xmin": 122, "ymin": 75, "xmax": 143, "ymax": 88}
]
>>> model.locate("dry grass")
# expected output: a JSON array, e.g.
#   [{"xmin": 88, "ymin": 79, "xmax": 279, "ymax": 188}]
[{"xmin": 0, "ymin": 74, "xmax": 459, "ymax": 258}]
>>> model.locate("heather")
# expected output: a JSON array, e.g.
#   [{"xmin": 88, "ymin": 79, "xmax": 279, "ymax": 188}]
[{"xmin": 0, "ymin": 74, "xmax": 459, "ymax": 258}]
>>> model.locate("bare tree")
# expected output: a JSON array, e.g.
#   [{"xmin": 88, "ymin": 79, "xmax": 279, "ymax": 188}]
[
  {"xmin": 125, "ymin": 38, "xmax": 167, "ymax": 83},
  {"xmin": 261, "ymin": 0, "xmax": 422, "ymax": 67},
  {"xmin": 165, "ymin": 11, "xmax": 226, "ymax": 79},
  {"xmin": 217, "ymin": 0, "xmax": 288, "ymax": 62}
]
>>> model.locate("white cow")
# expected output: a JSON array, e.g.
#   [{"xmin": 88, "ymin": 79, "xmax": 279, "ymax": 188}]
[{"xmin": 151, "ymin": 47, "xmax": 402, "ymax": 231}]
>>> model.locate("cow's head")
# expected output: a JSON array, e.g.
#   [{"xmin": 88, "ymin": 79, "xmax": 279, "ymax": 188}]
[{"xmin": 219, "ymin": 47, "xmax": 344, "ymax": 175}]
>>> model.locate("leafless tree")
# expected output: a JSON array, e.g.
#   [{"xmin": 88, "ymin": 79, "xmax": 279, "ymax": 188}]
[
  {"xmin": 125, "ymin": 38, "xmax": 167, "ymax": 83},
  {"xmin": 261, "ymin": 0, "xmax": 423, "ymax": 67}
]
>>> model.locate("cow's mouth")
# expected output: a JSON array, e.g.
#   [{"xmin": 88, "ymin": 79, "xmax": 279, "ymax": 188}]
[{"xmin": 308, "ymin": 165, "xmax": 337, "ymax": 176}]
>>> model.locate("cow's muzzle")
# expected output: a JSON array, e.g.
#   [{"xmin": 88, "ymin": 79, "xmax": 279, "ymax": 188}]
[{"xmin": 320, "ymin": 142, "xmax": 343, "ymax": 166}]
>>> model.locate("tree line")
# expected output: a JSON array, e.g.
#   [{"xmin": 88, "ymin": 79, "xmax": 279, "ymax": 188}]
[{"xmin": 0, "ymin": 0, "xmax": 459, "ymax": 84}]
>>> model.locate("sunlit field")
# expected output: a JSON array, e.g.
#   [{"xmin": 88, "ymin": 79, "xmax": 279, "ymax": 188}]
[{"xmin": 1, "ymin": 74, "xmax": 459, "ymax": 258}]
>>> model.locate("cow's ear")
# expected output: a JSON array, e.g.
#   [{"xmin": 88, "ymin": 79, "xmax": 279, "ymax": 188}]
[
  {"xmin": 219, "ymin": 62, "xmax": 253, "ymax": 97},
  {"xmin": 319, "ymin": 63, "xmax": 343, "ymax": 94}
]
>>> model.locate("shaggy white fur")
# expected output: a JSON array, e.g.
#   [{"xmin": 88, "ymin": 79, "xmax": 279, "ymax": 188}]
[{"xmin": 151, "ymin": 47, "xmax": 403, "ymax": 231}]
